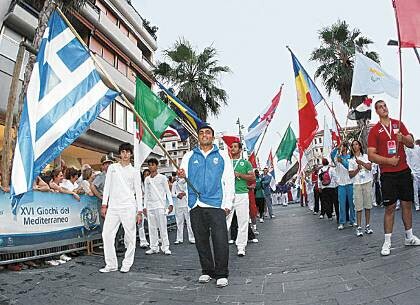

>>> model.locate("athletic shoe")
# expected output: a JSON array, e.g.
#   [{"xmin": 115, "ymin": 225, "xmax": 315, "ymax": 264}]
[
  {"xmin": 313, "ymin": 211, "xmax": 318, "ymax": 215},
  {"xmin": 228, "ymin": 240, "xmax": 235, "ymax": 244},
  {"xmin": 319, "ymin": 215, "xmax": 324, "ymax": 219},
  {"xmin": 46, "ymin": 260, "xmax": 60, "ymax": 266},
  {"xmin": 56, "ymin": 259, "xmax": 67, "ymax": 264},
  {"xmin": 356, "ymin": 227, "xmax": 363, "ymax": 237},
  {"xmin": 174, "ymin": 240, "xmax": 183, "ymax": 245},
  {"xmin": 249, "ymin": 238, "xmax": 259, "ymax": 243},
  {"xmin": 145, "ymin": 249, "xmax": 159, "ymax": 255},
  {"xmin": 416, "ymin": 206, "xmax": 420, "ymax": 211},
  {"xmin": 404, "ymin": 235, "xmax": 420, "ymax": 246},
  {"xmin": 365, "ymin": 225, "xmax": 373, "ymax": 234},
  {"xmin": 237, "ymin": 249, "xmax": 246, "ymax": 257},
  {"xmin": 271, "ymin": 215, "xmax": 276, "ymax": 218},
  {"xmin": 259, "ymin": 218, "xmax": 264, "ymax": 223},
  {"xmin": 198, "ymin": 275, "xmax": 211, "ymax": 283},
  {"xmin": 189, "ymin": 239, "xmax": 196, "ymax": 244},
  {"xmin": 254, "ymin": 230, "xmax": 260, "ymax": 235},
  {"xmin": 163, "ymin": 249, "xmax": 172, "ymax": 255},
  {"xmin": 60, "ymin": 254, "xmax": 72, "ymax": 262},
  {"xmin": 139, "ymin": 242, "xmax": 149, "ymax": 249},
  {"xmin": 338, "ymin": 224, "xmax": 344, "ymax": 230},
  {"xmin": 216, "ymin": 278, "xmax": 229, "ymax": 288},
  {"xmin": 381, "ymin": 242, "xmax": 391, "ymax": 256},
  {"xmin": 99, "ymin": 266, "xmax": 118, "ymax": 273},
  {"xmin": 120, "ymin": 266, "xmax": 130, "ymax": 273}
]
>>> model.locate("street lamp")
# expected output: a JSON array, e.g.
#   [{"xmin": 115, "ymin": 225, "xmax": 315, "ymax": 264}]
[{"xmin": 387, "ymin": 39, "xmax": 420, "ymax": 64}]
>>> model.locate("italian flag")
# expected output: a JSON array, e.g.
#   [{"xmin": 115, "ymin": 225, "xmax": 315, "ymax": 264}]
[{"xmin": 133, "ymin": 78, "xmax": 177, "ymax": 167}]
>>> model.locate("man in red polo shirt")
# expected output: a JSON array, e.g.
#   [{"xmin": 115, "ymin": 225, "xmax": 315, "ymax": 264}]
[{"xmin": 368, "ymin": 100, "xmax": 420, "ymax": 256}]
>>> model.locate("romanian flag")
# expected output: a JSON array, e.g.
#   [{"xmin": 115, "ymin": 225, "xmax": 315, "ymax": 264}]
[
  {"xmin": 156, "ymin": 81, "xmax": 205, "ymax": 130},
  {"xmin": 289, "ymin": 50, "xmax": 321, "ymax": 154}
]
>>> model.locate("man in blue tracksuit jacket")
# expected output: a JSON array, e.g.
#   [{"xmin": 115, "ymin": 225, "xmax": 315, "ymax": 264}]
[{"xmin": 178, "ymin": 125, "xmax": 235, "ymax": 288}]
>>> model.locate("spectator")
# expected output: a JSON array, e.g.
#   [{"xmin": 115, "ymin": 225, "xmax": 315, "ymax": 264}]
[
  {"xmin": 49, "ymin": 169, "xmax": 80, "ymax": 201},
  {"xmin": 91, "ymin": 155, "xmax": 113, "ymax": 200},
  {"xmin": 60, "ymin": 167, "xmax": 80, "ymax": 192},
  {"xmin": 80, "ymin": 167, "xmax": 94, "ymax": 196},
  {"xmin": 33, "ymin": 176, "xmax": 51, "ymax": 192}
]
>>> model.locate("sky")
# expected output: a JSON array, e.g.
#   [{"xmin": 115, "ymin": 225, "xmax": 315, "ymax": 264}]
[{"xmin": 134, "ymin": 0, "xmax": 420, "ymax": 163}]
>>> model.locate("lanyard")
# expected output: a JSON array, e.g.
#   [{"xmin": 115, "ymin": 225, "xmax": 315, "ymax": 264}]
[{"xmin": 380, "ymin": 122, "xmax": 393, "ymax": 140}]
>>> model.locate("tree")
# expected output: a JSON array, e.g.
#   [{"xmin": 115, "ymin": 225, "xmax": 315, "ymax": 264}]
[
  {"xmin": 154, "ymin": 38, "xmax": 231, "ymax": 123},
  {"xmin": 1, "ymin": 0, "xmax": 88, "ymax": 188},
  {"xmin": 310, "ymin": 20, "xmax": 379, "ymax": 149}
]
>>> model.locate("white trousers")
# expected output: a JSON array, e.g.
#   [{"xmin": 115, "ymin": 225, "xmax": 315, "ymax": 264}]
[
  {"xmin": 175, "ymin": 206, "xmax": 194, "ymax": 242},
  {"xmin": 138, "ymin": 217, "xmax": 148, "ymax": 244},
  {"xmin": 102, "ymin": 207, "xmax": 137, "ymax": 269},
  {"xmin": 148, "ymin": 208, "xmax": 170, "ymax": 252},
  {"xmin": 226, "ymin": 193, "xmax": 249, "ymax": 250},
  {"xmin": 307, "ymin": 192, "xmax": 315, "ymax": 211},
  {"xmin": 413, "ymin": 174, "xmax": 419, "ymax": 209}
]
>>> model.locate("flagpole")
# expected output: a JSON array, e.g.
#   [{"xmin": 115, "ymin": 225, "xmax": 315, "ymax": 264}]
[
  {"xmin": 392, "ymin": 0, "xmax": 404, "ymax": 131},
  {"xmin": 56, "ymin": 8, "xmax": 202, "ymax": 196}
]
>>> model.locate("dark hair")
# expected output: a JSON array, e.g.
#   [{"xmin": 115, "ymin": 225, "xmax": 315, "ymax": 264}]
[
  {"xmin": 232, "ymin": 141, "xmax": 242, "ymax": 149},
  {"xmin": 65, "ymin": 167, "xmax": 79, "ymax": 180},
  {"xmin": 350, "ymin": 140, "xmax": 364, "ymax": 157},
  {"xmin": 141, "ymin": 169, "xmax": 151, "ymax": 182},
  {"xmin": 374, "ymin": 100, "xmax": 385, "ymax": 109},
  {"xmin": 147, "ymin": 158, "xmax": 159, "ymax": 165},
  {"xmin": 51, "ymin": 168, "xmax": 62, "ymax": 179},
  {"xmin": 119, "ymin": 142, "xmax": 133, "ymax": 154},
  {"xmin": 197, "ymin": 125, "xmax": 214, "ymax": 136},
  {"xmin": 82, "ymin": 168, "xmax": 93, "ymax": 180}
]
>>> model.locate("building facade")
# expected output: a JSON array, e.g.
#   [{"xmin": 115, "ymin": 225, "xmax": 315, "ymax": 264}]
[{"xmin": 0, "ymin": 0, "xmax": 158, "ymax": 168}]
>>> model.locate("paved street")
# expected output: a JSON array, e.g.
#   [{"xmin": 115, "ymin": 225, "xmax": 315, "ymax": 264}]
[{"xmin": 2, "ymin": 204, "xmax": 420, "ymax": 305}]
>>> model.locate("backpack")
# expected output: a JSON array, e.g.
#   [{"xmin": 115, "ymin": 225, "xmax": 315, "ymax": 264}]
[{"xmin": 319, "ymin": 167, "xmax": 331, "ymax": 186}]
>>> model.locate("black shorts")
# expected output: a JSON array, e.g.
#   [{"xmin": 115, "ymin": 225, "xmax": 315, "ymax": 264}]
[{"xmin": 380, "ymin": 168, "xmax": 414, "ymax": 205}]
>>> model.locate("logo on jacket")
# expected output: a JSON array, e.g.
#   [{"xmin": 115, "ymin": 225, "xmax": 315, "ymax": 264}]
[
  {"xmin": 240, "ymin": 161, "xmax": 244, "ymax": 166},
  {"xmin": 213, "ymin": 157, "xmax": 219, "ymax": 165},
  {"xmin": 193, "ymin": 160, "xmax": 199, "ymax": 164}
]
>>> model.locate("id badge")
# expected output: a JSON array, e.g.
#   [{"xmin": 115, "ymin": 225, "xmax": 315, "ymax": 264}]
[{"xmin": 387, "ymin": 140, "xmax": 397, "ymax": 155}]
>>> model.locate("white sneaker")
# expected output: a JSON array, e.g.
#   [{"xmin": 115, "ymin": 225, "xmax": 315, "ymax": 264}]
[
  {"xmin": 338, "ymin": 224, "xmax": 344, "ymax": 230},
  {"xmin": 237, "ymin": 249, "xmax": 246, "ymax": 257},
  {"xmin": 60, "ymin": 254, "xmax": 72, "ymax": 262},
  {"xmin": 416, "ymin": 206, "xmax": 420, "ymax": 211},
  {"xmin": 405, "ymin": 235, "xmax": 420, "ymax": 246},
  {"xmin": 56, "ymin": 259, "xmax": 67, "ymax": 264},
  {"xmin": 174, "ymin": 240, "xmax": 183, "ymax": 245},
  {"xmin": 145, "ymin": 249, "xmax": 159, "ymax": 255},
  {"xmin": 249, "ymin": 238, "xmax": 259, "ymax": 243},
  {"xmin": 228, "ymin": 240, "xmax": 235, "ymax": 244},
  {"xmin": 46, "ymin": 260, "xmax": 60, "ymax": 266},
  {"xmin": 365, "ymin": 225, "xmax": 373, "ymax": 234},
  {"xmin": 271, "ymin": 215, "xmax": 276, "ymax": 218},
  {"xmin": 189, "ymin": 239, "xmax": 196, "ymax": 244},
  {"xmin": 259, "ymin": 218, "xmax": 264, "ymax": 223},
  {"xmin": 381, "ymin": 242, "xmax": 391, "ymax": 256},
  {"xmin": 163, "ymin": 249, "xmax": 172, "ymax": 255},
  {"xmin": 120, "ymin": 266, "xmax": 130, "ymax": 273},
  {"xmin": 139, "ymin": 242, "xmax": 149, "ymax": 249},
  {"xmin": 319, "ymin": 215, "xmax": 324, "ymax": 219},
  {"xmin": 198, "ymin": 274, "xmax": 211, "ymax": 283},
  {"xmin": 99, "ymin": 266, "xmax": 118, "ymax": 273},
  {"xmin": 216, "ymin": 278, "xmax": 229, "ymax": 288},
  {"xmin": 313, "ymin": 211, "xmax": 318, "ymax": 215},
  {"xmin": 356, "ymin": 227, "xmax": 363, "ymax": 237}
]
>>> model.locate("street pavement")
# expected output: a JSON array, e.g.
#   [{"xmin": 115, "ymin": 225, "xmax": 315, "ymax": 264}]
[{"xmin": 2, "ymin": 203, "xmax": 420, "ymax": 305}]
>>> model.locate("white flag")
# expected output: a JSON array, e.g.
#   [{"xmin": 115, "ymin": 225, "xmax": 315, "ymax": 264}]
[
  {"xmin": 351, "ymin": 52, "xmax": 399, "ymax": 98},
  {"xmin": 322, "ymin": 117, "xmax": 332, "ymax": 159}
]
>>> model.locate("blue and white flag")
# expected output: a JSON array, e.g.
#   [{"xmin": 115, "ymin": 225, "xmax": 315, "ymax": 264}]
[{"xmin": 10, "ymin": 11, "xmax": 118, "ymax": 212}]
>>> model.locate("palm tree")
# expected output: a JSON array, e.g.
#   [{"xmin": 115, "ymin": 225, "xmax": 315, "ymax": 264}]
[
  {"xmin": 310, "ymin": 20, "xmax": 380, "ymax": 149},
  {"xmin": 154, "ymin": 38, "xmax": 231, "ymax": 122},
  {"xmin": 1, "ymin": 0, "xmax": 88, "ymax": 188}
]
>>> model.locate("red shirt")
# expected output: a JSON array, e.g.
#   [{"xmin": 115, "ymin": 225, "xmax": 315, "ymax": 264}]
[{"xmin": 367, "ymin": 118, "xmax": 409, "ymax": 173}]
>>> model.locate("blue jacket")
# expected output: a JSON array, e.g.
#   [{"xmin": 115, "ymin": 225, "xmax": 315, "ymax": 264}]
[
  {"xmin": 181, "ymin": 145, "xmax": 234, "ymax": 209},
  {"xmin": 261, "ymin": 175, "xmax": 273, "ymax": 195}
]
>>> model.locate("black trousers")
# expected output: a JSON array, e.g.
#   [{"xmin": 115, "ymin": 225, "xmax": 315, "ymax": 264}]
[
  {"xmin": 255, "ymin": 197, "xmax": 265, "ymax": 218},
  {"xmin": 314, "ymin": 188, "xmax": 320, "ymax": 213},
  {"xmin": 190, "ymin": 207, "xmax": 229, "ymax": 279},
  {"xmin": 320, "ymin": 188, "xmax": 335, "ymax": 218}
]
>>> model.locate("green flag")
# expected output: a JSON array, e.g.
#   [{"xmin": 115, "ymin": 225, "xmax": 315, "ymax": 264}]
[
  {"xmin": 133, "ymin": 78, "xmax": 177, "ymax": 166},
  {"xmin": 275, "ymin": 125, "xmax": 297, "ymax": 161}
]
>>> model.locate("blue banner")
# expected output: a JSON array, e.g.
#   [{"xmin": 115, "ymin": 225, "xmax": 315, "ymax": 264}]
[{"xmin": 0, "ymin": 190, "xmax": 101, "ymax": 249}]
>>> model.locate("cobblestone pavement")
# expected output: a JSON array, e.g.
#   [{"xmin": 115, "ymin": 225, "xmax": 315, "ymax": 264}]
[{"xmin": 2, "ymin": 204, "xmax": 420, "ymax": 305}]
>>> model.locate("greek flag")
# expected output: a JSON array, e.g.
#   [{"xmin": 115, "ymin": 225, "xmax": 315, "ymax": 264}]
[{"xmin": 10, "ymin": 11, "xmax": 118, "ymax": 212}]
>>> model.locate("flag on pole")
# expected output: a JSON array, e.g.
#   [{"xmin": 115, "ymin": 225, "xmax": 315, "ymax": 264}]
[
  {"xmin": 244, "ymin": 87, "xmax": 282, "ymax": 153},
  {"xmin": 133, "ymin": 78, "xmax": 177, "ymax": 167},
  {"xmin": 10, "ymin": 11, "xmax": 118, "ymax": 211},
  {"xmin": 331, "ymin": 116, "xmax": 341, "ymax": 147},
  {"xmin": 289, "ymin": 50, "xmax": 320, "ymax": 155},
  {"xmin": 275, "ymin": 125, "xmax": 297, "ymax": 161},
  {"xmin": 156, "ymin": 81, "xmax": 205, "ymax": 130},
  {"xmin": 348, "ymin": 97, "xmax": 372, "ymax": 120},
  {"xmin": 394, "ymin": 0, "xmax": 420, "ymax": 48},
  {"xmin": 322, "ymin": 117, "xmax": 332, "ymax": 159},
  {"xmin": 350, "ymin": 52, "xmax": 399, "ymax": 98}
]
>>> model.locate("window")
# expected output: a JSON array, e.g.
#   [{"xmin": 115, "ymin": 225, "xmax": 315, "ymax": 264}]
[
  {"xmin": 314, "ymin": 138, "xmax": 317, "ymax": 145},
  {"xmin": 172, "ymin": 142, "xmax": 176, "ymax": 149},
  {"xmin": 102, "ymin": 46, "xmax": 115, "ymax": 65},
  {"xmin": 117, "ymin": 58, "xmax": 127, "ymax": 75},
  {"xmin": 160, "ymin": 160, "xmax": 167, "ymax": 167},
  {"xmin": 115, "ymin": 102, "xmax": 126, "ymax": 130},
  {"xmin": 127, "ymin": 66, "xmax": 136, "ymax": 82},
  {"xmin": 126, "ymin": 109, "xmax": 134, "ymax": 134},
  {"xmin": 89, "ymin": 37, "xmax": 102, "ymax": 55},
  {"xmin": 319, "ymin": 138, "xmax": 322, "ymax": 144},
  {"xmin": 0, "ymin": 27, "xmax": 21, "ymax": 60},
  {"xmin": 100, "ymin": 103, "xmax": 112, "ymax": 121},
  {"xmin": 128, "ymin": 32, "xmax": 137, "ymax": 44},
  {"xmin": 173, "ymin": 151, "xmax": 177, "ymax": 156},
  {"xmin": 119, "ymin": 23, "xmax": 129, "ymax": 36}
]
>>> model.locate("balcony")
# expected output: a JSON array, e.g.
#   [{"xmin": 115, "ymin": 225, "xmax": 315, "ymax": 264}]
[
  {"xmin": 81, "ymin": 4, "xmax": 153, "ymax": 75},
  {"xmin": 3, "ymin": 1, "xmax": 38, "ymax": 39}
]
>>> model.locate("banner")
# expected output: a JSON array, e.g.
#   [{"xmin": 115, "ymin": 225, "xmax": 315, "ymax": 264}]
[{"xmin": 0, "ymin": 190, "xmax": 101, "ymax": 249}]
